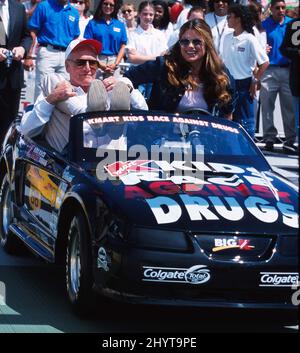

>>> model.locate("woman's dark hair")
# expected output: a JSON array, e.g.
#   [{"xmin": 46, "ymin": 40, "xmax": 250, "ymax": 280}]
[
  {"xmin": 228, "ymin": 4, "xmax": 254, "ymax": 34},
  {"xmin": 165, "ymin": 19, "xmax": 231, "ymax": 108},
  {"xmin": 248, "ymin": 1, "xmax": 263, "ymax": 32},
  {"xmin": 94, "ymin": 0, "xmax": 123, "ymax": 21},
  {"xmin": 152, "ymin": 0, "xmax": 171, "ymax": 30}
]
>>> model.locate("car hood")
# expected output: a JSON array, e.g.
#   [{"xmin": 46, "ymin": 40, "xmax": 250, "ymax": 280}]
[{"xmin": 96, "ymin": 163, "xmax": 298, "ymax": 234}]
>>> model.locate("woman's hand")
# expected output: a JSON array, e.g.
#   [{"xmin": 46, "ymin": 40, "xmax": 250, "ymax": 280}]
[{"xmin": 106, "ymin": 63, "xmax": 118, "ymax": 74}]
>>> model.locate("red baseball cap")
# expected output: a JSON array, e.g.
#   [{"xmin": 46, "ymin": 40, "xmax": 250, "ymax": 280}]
[{"xmin": 65, "ymin": 38, "xmax": 102, "ymax": 60}]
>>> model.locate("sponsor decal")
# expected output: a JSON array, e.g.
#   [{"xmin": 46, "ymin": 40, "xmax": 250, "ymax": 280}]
[
  {"xmin": 62, "ymin": 167, "xmax": 75, "ymax": 183},
  {"xmin": 146, "ymin": 195, "xmax": 298, "ymax": 228},
  {"xmin": 213, "ymin": 238, "xmax": 254, "ymax": 252},
  {"xmin": 259, "ymin": 272, "xmax": 299, "ymax": 287},
  {"xmin": 105, "ymin": 160, "xmax": 159, "ymax": 178},
  {"xmin": 142, "ymin": 265, "xmax": 210, "ymax": 284},
  {"xmin": 28, "ymin": 187, "xmax": 41, "ymax": 210},
  {"xmin": 97, "ymin": 247, "xmax": 110, "ymax": 272},
  {"xmin": 237, "ymin": 46, "xmax": 245, "ymax": 52},
  {"xmin": 26, "ymin": 145, "xmax": 47, "ymax": 166},
  {"xmin": 113, "ymin": 27, "xmax": 121, "ymax": 32}
]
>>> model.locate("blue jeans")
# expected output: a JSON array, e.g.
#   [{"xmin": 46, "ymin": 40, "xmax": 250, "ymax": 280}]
[{"xmin": 233, "ymin": 77, "xmax": 255, "ymax": 139}]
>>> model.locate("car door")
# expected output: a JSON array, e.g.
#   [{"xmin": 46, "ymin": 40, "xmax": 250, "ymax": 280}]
[{"xmin": 15, "ymin": 139, "xmax": 68, "ymax": 261}]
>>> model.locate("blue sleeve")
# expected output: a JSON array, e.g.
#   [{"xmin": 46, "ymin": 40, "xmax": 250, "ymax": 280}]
[
  {"xmin": 28, "ymin": 2, "xmax": 45, "ymax": 31},
  {"xmin": 124, "ymin": 56, "xmax": 165, "ymax": 88},
  {"xmin": 83, "ymin": 20, "xmax": 93, "ymax": 39},
  {"xmin": 120, "ymin": 22, "xmax": 127, "ymax": 45}
]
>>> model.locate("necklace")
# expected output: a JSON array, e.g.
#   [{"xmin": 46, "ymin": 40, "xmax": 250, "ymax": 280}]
[{"xmin": 214, "ymin": 13, "xmax": 227, "ymax": 54}]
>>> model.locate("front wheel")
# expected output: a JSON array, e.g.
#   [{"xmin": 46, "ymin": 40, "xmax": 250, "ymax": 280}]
[
  {"xmin": 65, "ymin": 212, "xmax": 94, "ymax": 316},
  {"xmin": 0, "ymin": 173, "xmax": 21, "ymax": 254}
]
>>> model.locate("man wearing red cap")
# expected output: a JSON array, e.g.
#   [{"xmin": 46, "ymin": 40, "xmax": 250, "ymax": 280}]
[{"xmin": 21, "ymin": 38, "xmax": 147, "ymax": 152}]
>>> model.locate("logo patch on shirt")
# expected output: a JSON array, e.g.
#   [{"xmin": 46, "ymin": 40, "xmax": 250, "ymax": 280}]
[
  {"xmin": 237, "ymin": 46, "xmax": 245, "ymax": 52},
  {"xmin": 69, "ymin": 15, "xmax": 76, "ymax": 22},
  {"xmin": 113, "ymin": 27, "xmax": 121, "ymax": 33}
]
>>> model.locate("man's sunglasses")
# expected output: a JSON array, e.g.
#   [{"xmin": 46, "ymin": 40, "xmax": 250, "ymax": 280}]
[
  {"xmin": 69, "ymin": 59, "xmax": 99, "ymax": 69},
  {"xmin": 274, "ymin": 6, "xmax": 286, "ymax": 10},
  {"xmin": 179, "ymin": 39, "xmax": 204, "ymax": 47},
  {"xmin": 71, "ymin": 0, "xmax": 84, "ymax": 4},
  {"xmin": 122, "ymin": 9, "xmax": 133, "ymax": 14}
]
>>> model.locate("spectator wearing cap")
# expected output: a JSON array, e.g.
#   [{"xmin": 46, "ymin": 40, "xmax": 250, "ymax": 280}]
[
  {"xmin": 20, "ymin": 38, "xmax": 147, "ymax": 152},
  {"xmin": 0, "ymin": 0, "xmax": 32, "ymax": 142},
  {"xmin": 26, "ymin": 0, "xmax": 80, "ymax": 100},
  {"xmin": 260, "ymin": 0, "xmax": 296, "ymax": 154}
]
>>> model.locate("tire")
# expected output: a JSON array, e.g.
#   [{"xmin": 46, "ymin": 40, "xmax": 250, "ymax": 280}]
[
  {"xmin": 65, "ymin": 212, "xmax": 94, "ymax": 316},
  {"xmin": 0, "ymin": 173, "xmax": 22, "ymax": 254}
]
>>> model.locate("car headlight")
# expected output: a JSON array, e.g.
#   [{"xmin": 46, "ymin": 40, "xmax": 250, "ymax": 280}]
[{"xmin": 128, "ymin": 227, "xmax": 191, "ymax": 252}]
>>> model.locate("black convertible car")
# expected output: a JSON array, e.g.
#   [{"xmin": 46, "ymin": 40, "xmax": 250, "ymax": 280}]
[{"xmin": 0, "ymin": 111, "xmax": 298, "ymax": 315}]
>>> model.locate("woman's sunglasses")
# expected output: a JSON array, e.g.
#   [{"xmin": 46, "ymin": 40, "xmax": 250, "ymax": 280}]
[
  {"xmin": 122, "ymin": 9, "xmax": 133, "ymax": 14},
  {"xmin": 71, "ymin": 0, "xmax": 84, "ymax": 4},
  {"xmin": 179, "ymin": 39, "xmax": 204, "ymax": 48}
]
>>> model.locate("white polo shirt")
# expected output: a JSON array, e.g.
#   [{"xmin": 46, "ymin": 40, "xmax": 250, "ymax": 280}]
[
  {"xmin": 205, "ymin": 12, "xmax": 233, "ymax": 56},
  {"xmin": 127, "ymin": 25, "xmax": 168, "ymax": 60},
  {"xmin": 222, "ymin": 31, "xmax": 269, "ymax": 80}
]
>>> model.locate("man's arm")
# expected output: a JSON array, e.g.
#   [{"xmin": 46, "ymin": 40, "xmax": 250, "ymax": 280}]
[{"xmin": 20, "ymin": 81, "xmax": 77, "ymax": 138}]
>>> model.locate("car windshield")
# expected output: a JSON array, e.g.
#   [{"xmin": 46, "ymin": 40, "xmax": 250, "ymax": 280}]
[{"xmin": 79, "ymin": 113, "xmax": 269, "ymax": 170}]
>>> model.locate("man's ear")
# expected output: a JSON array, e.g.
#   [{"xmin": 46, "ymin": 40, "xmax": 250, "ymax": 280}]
[{"xmin": 65, "ymin": 60, "xmax": 71, "ymax": 74}]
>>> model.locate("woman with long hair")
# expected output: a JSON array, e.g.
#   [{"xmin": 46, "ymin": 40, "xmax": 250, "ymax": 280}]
[
  {"xmin": 123, "ymin": 19, "xmax": 236, "ymax": 117},
  {"xmin": 84, "ymin": 0, "xmax": 127, "ymax": 78},
  {"xmin": 222, "ymin": 4, "xmax": 269, "ymax": 138}
]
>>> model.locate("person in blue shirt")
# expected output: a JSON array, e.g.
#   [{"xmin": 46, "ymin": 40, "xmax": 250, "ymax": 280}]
[
  {"xmin": 260, "ymin": 0, "xmax": 296, "ymax": 154},
  {"xmin": 27, "ymin": 0, "xmax": 80, "ymax": 100},
  {"xmin": 84, "ymin": 0, "xmax": 127, "ymax": 79}
]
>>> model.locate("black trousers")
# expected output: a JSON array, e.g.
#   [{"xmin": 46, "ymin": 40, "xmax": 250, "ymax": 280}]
[{"xmin": 0, "ymin": 84, "xmax": 21, "ymax": 143}]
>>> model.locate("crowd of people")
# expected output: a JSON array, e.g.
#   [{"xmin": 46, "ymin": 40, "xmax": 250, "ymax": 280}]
[{"xmin": 0, "ymin": 0, "xmax": 299, "ymax": 154}]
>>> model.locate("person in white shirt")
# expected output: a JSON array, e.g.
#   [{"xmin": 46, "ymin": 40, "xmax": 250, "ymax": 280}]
[
  {"xmin": 126, "ymin": 1, "xmax": 167, "ymax": 65},
  {"xmin": 126, "ymin": 1, "xmax": 168, "ymax": 99},
  {"xmin": 20, "ymin": 38, "xmax": 147, "ymax": 153},
  {"xmin": 222, "ymin": 4, "xmax": 269, "ymax": 139},
  {"xmin": 152, "ymin": 0, "xmax": 174, "ymax": 44},
  {"xmin": 70, "ymin": 0, "xmax": 93, "ymax": 38},
  {"xmin": 205, "ymin": 0, "xmax": 234, "ymax": 56},
  {"xmin": 168, "ymin": 5, "xmax": 206, "ymax": 48},
  {"xmin": 175, "ymin": 0, "xmax": 199, "ymax": 29}
]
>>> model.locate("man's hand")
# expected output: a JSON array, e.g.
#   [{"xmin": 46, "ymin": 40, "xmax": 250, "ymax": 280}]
[
  {"xmin": 46, "ymin": 81, "xmax": 77, "ymax": 105},
  {"xmin": 12, "ymin": 47, "xmax": 25, "ymax": 61},
  {"xmin": 0, "ymin": 48, "xmax": 7, "ymax": 62},
  {"xmin": 103, "ymin": 76, "xmax": 117, "ymax": 91}
]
